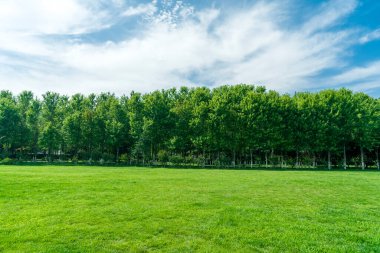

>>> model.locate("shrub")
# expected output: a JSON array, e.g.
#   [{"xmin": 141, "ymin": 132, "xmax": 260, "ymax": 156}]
[
  {"xmin": 184, "ymin": 155, "xmax": 195, "ymax": 165},
  {"xmin": 169, "ymin": 154, "xmax": 183, "ymax": 165},
  {"xmin": 157, "ymin": 150, "xmax": 169, "ymax": 163},
  {"xmin": 119, "ymin": 153, "xmax": 129, "ymax": 163},
  {"xmin": 214, "ymin": 153, "xmax": 229, "ymax": 166},
  {"xmin": 0, "ymin": 157, "xmax": 15, "ymax": 165},
  {"xmin": 91, "ymin": 151, "xmax": 102, "ymax": 161},
  {"xmin": 195, "ymin": 155, "xmax": 206, "ymax": 166},
  {"xmin": 102, "ymin": 153, "xmax": 115, "ymax": 163},
  {"xmin": 71, "ymin": 155, "xmax": 78, "ymax": 164}
]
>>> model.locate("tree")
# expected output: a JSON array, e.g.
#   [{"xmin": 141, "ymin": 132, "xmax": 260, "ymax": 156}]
[
  {"xmin": 189, "ymin": 87, "xmax": 212, "ymax": 165},
  {"xmin": 352, "ymin": 93, "xmax": 378, "ymax": 170},
  {"xmin": 63, "ymin": 94, "xmax": 85, "ymax": 157},
  {"xmin": 16, "ymin": 91, "xmax": 34, "ymax": 156},
  {"xmin": 0, "ymin": 96, "xmax": 22, "ymax": 158},
  {"xmin": 81, "ymin": 94, "xmax": 98, "ymax": 161},
  {"xmin": 39, "ymin": 92, "xmax": 63, "ymax": 161},
  {"xmin": 318, "ymin": 90, "xmax": 342, "ymax": 169},
  {"xmin": 209, "ymin": 85, "xmax": 254, "ymax": 166},
  {"xmin": 170, "ymin": 87, "xmax": 195, "ymax": 156},
  {"xmin": 128, "ymin": 92, "xmax": 146, "ymax": 163},
  {"xmin": 95, "ymin": 93, "xmax": 128, "ymax": 161},
  {"xmin": 374, "ymin": 98, "xmax": 380, "ymax": 170},
  {"xmin": 241, "ymin": 86, "xmax": 268, "ymax": 167},
  {"xmin": 142, "ymin": 90, "xmax": 174, "ymax": 161},
  {"xmin": 26, "ymin": 99, "xmax": 41, "ymax": 161},
  {"xmin": 0, "ymin": 86, "xmax": 377, "ymax": 169},
  {"xmin": 334, "ymin": 89, "xmax": 356, "ymax": 169}
]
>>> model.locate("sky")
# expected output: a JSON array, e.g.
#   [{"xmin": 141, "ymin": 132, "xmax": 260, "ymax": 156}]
[{"xmin": 0, "ymin": 0, "xmax": 379, "ymax": 97}]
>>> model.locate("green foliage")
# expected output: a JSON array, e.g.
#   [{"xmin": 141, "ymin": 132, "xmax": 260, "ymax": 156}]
[
  {"xmin": 101, "ymin": 153, "xmax": 115, "ymax": 163},
  {"xmin": 0, "ymin": 157, "xmax": 14, "ymax": 164},
  {"xmin": 157, "ymin": 150, "xmax": 169, "ymax": 163},
  {"xmin": 0, "ymin": 86, "xmax": 378, "ymax": 168},
  {"xmin": 119, "ymin": 153, "xmax": 129, "ymax": 163},
  {"xmin": 169, "ymin": 154, "xmax": 183, "ymax": 165}
]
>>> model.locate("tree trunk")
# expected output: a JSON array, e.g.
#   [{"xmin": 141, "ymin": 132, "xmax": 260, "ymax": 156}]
[
  {"xmin": 360, "ymin": 146, "xmax": 365, "ymax": 170},
  {"xmin": 296, "ymin": 150, "xmax": 299, "ymax": 168},
  {"xmin": 232, "ymin": 149, "xmax": 236, "ymax": 167},
  {"xmin": 48, "ymin": 147, "xmax": 52, "ymax": 162},
  {"xmin": 203, "ymin": 148, "xmax": 206, "ymax": 167},
  {"xmin": 116, "ymin": 147, "xmax": 120, "ymax": 163},
  {"xmin": 376, "ymin": 148, "xmax": 379, "ymax": 170},
  {"xmin": 150, "ymin": 142, "xmax": 153, "ymax": 162},
  {"xmin": 343, "ymin": 144, "xmax": 347, "ymax": 170},
  {"xmin": 328, "ymin": 151, "xmax": 331, "ymax": 170},
  {"xmin": 271, "ymin": 148, "xmax": 274, "ymax": 167},
  {"xmin": 33, "ymin": 146, "xmax": 37, "ymax": 161},
  {"xmin": 265, "ymin": 152, "xmax": 268, "ymax": 168},
  {"xmin": 88, "ymin": 142, "xmax": 93, "ymax": 162},
  {"xmin": 313, "ymin": 153, "xmax": 317, "ymax": 168},
  {"xmin": 250, "ymin": 149, "xmax": 253, "ymax": 169}
]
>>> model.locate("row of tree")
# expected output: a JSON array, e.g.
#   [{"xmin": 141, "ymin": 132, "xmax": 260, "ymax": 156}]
[{"xmin": 0, "ymin": 85, "xmax": 379, "ymax": 169}]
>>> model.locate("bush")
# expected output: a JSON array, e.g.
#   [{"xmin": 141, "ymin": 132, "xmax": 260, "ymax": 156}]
[
  {"xmin": 157, "ymin": 150, "xmax": 169, "ymax": 163},
  {"xmin": 184, "ymin": 155, "xmax": 195, "ymax": 165},
  {"xmin": 0, "ymin": 157, "xmax": 15, "ymax": 165},
  {"xmin": 119, "ymin": 153, "xmax": 129, "ymax": 163},
  {"xmin": 78, "ymin": 151, "xmax": 90, "ymax": 160},
  {"xmin": 214, "ymin": 153, "xmax": 229, "ymax": 166},
  {"xmin": 195, "ymin": 155, "xmax": 206, "ymax": 166},
  {"xmin": 169, "ymin": 154, "xmax": 183, "ymax": 165},
  {"xmin": 71, "ymin": 155, "xmax": 78, "ymax": 164},
  {"xmin": 91, "ymin": 151, "xmax": 102, "ymax": 161},
  {"xmin": 102, "ymin": 153, "xmax": 115, "ymax": 163}
]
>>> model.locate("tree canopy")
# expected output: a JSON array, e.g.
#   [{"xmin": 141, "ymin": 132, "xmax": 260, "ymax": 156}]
[{"xmin": 0, "ymin": 85, "xmax": 379, "ymax": 169}]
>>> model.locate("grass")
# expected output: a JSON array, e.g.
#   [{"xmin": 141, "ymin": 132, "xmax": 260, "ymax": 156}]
[{"xmin": 0, "ymin": 166, "xmax": 379, "ymax": 252}]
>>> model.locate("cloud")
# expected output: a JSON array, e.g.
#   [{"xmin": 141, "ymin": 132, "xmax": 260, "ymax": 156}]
[
  {"xmin": 302, "ymin": 0, "xmax": 357, "ymax": 34},
  {"xmin": 0, "ymin": 0, "xmax": 378, "ymax": 96},
  {"xmin": 359, "ymin": 29, "xmax": 380, "ymax": 44},
  {"xmin": 122, "ymin": 3, "xmax": 157, "ymax": 17},
  {"xmin": 333, "ymin": 61, "xmax": 380, "ymax": 82},
  {"xmin": 332, "ymin": 61, "xmax": 380, "ymax": 93},
  {"xmin": 0, "ymin": 0, "xmax": 110, "ymax": 35}
]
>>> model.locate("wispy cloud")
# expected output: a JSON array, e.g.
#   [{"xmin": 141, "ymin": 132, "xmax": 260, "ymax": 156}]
[
  {"xmin": 332, "ymin": 61, "xmax": 380, "ymax": 93},
  {"xmin": 333, "ymin": 61, "xmax": 380, "ymax": 82},
  {"xmin": 302, "ymin": 0, "xmax": 357, "ymax": 34},
  {"xmin": 122, "ymin": 2, "xmax": 157, "ymax": 17},
  {"xmin": 359, "ymin": 29, "xmax": 380, "ymax": 44}
]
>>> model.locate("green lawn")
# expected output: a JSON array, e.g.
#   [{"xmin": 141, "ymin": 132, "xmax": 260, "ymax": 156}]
[{"xmin": 0, "ymin": 166, "xmax": 379, "ymax": 252}]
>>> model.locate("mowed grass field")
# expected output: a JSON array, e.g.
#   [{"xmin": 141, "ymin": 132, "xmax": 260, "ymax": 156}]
[{"xmin": 1, "ymin": 166, "xmax": 379, "ymax": 252}]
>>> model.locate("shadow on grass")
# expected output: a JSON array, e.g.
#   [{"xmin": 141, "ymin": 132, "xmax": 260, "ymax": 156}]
[{"xmin": 0, "ymin": 161, "xmax": 379, "ymax": 172}]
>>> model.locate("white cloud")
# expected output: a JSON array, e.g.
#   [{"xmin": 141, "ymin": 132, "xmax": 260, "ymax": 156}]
[
  {"xmin": 332, "ymin": 61, "xmax": 380, "ymax": 93},
  {"xmin": 0, "ymin": 0, "xmax": 377, "ymax": 96},
  {"xmin": 359, "ymin": 29, "xmax": 380, "ymax": 44},
  {"xmin": 0, "ymin": 0, "xmax": 109, "ymax": 35},
  {"xmin": 333, "ymin": 61, "xmax": 380, "ymax": 83},
  {"xmin": 302, "ymin": 0, "xmax": 357, "ymax": 34},
  {"xmin": 122, "ymin": 3, "xmax": 157, "ymax": 17}
]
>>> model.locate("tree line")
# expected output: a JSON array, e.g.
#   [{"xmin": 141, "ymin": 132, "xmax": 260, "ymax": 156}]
[{"xmin": 0, "ymin": 85, "xmax": 379, "ymax": 169}]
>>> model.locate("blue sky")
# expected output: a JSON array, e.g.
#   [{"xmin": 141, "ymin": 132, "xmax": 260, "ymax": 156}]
[{"xmin": 0, "ymin": 0, "xmax": 379, "ymax": 97}]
